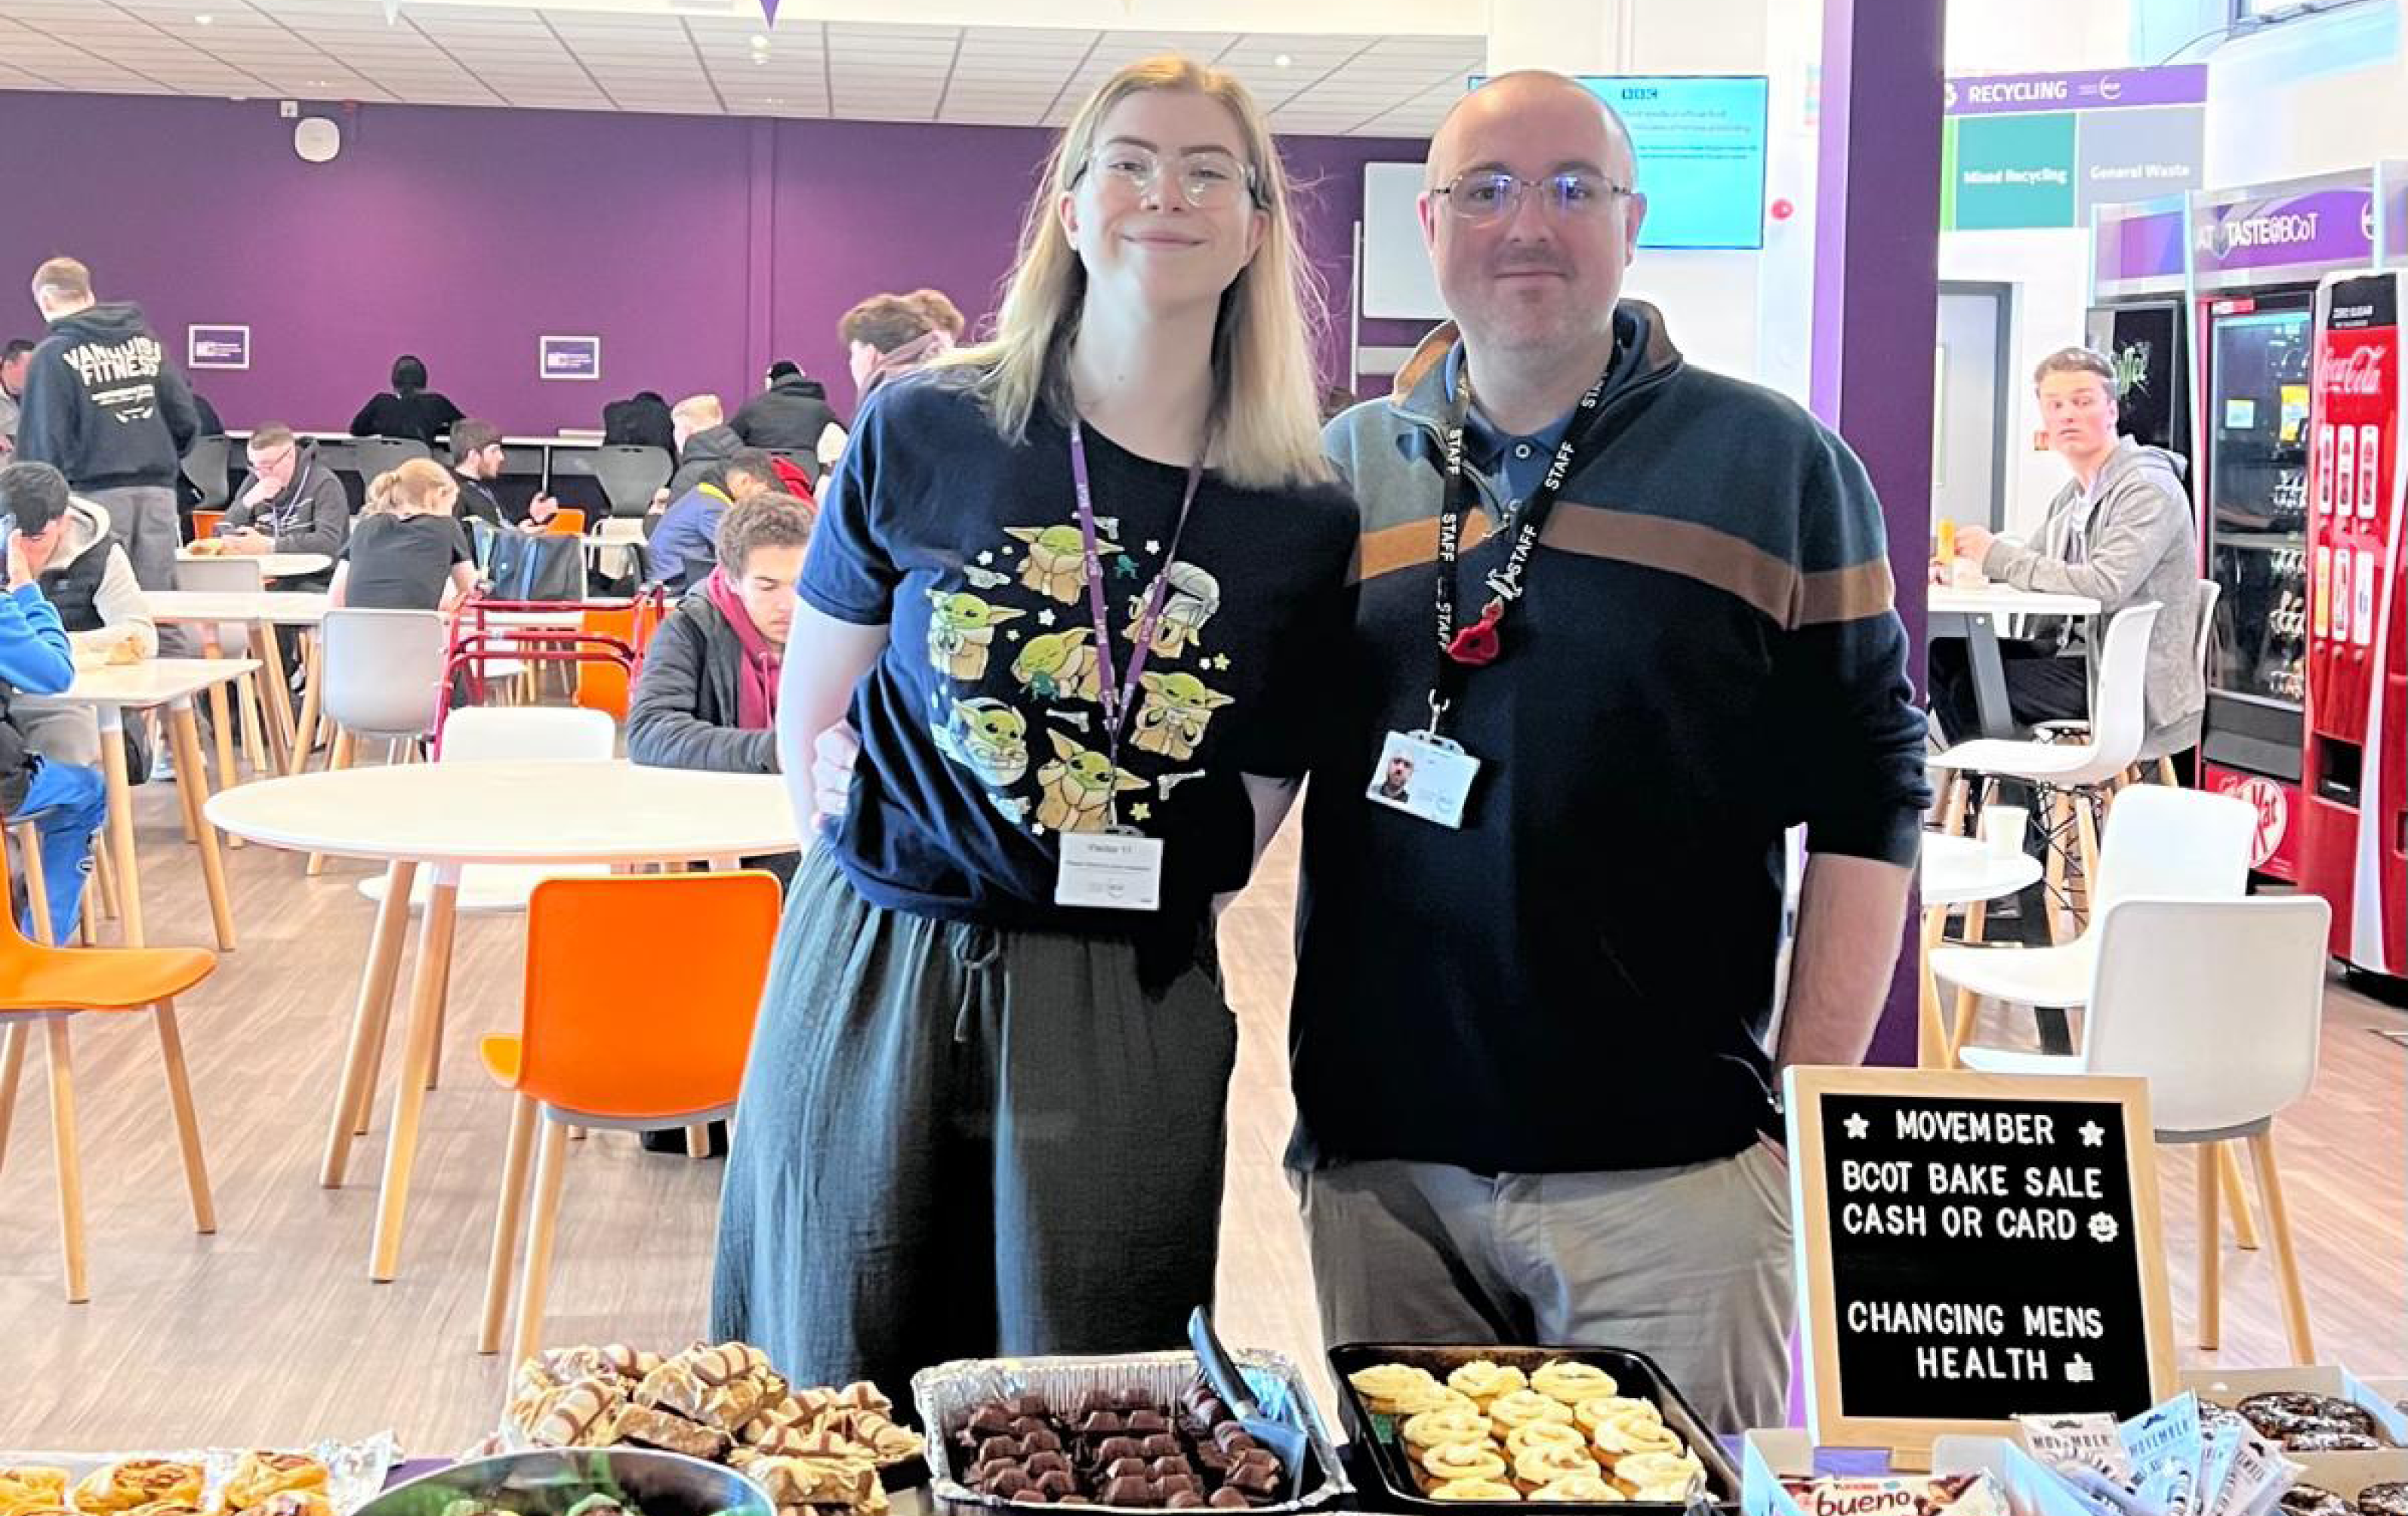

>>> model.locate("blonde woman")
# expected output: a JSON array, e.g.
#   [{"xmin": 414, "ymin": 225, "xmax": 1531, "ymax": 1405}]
[
  {"xmin": 713, "ymin": 56, "xmax": 1356, "ymax": 1391},
  {"xmin": 328, "ymin": 458, "xmax": 476, "ymax": 611}
]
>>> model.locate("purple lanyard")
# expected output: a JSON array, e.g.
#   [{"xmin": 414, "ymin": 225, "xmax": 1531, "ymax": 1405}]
[{"xmin": 1069, "ymin": 418, "xmax": 1204, "ymax": 763}]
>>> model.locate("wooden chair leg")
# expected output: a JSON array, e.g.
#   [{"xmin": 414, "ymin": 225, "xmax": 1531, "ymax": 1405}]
[
  {"xmin": 1949, "ymin": 899, "xmax": 1990, "ymax": 1056},
  {"xmin": 91, "ymin": 837, "xmax": 119, "ymax": 920},
  {"xmin": 46, "ymin": 1016, "xmax": 87, "ymax": 1302},
  {"xmin": 235, "ymin": 671, "xmax": 270, "ymax": 776},
  {"xmin": 512, "ymin": 1117, "xmax": 572, "ymax": 1366},
  {"xmin": 307, "ymin": 730, "xmax": 356, "ymax": 877},
  {"xmin": 2157, "ymin": 755, "xmax": 2178, "ymax": 787},
  {"xmin": 0, "ymin": 1022, "xmax": 24, "ymax": 1182},
  {"xmin": 1939, "ymin": 772, "xmax": 1970, "ymax": 838},
  {"xmin": 2043, "ymin": 790, "xmax": 2074, "ymax": 944},
  {"xmin": 479, "ymin": 1094, "xmax": 540, "ymax": 1354},
  {"xmin": 16, "ymin": 826, "xmax": 55, "ymax": 947},
  {"xmin": 2194, "ymin": 1142, "xmax": 2220, "ymax": 1349},
  {"xmin": 686, "ymin": 1123, "xmax": 711, "ymax": 1159},
  {"xmin": 2247, "ymin": 1127, "xmax": 2316, "ymax": 1363},
  {"xmin": 2072, "ymin": 789, "xmax": 2103, "ymax": 928},
  {"xmin": 426, "ymin": 957, "xmax": 449, "ymax": 1091},
  {"xmin": 2218, "ymin": 1142, "xmax": 2260, "ymax": 1249},
  {"xmin": 152, "ymin": 999, "xmax": 215, "ymax": 1234},
  {"xmin": 76, "ymin": 881, "xmax": 98, "ymax": 946}
]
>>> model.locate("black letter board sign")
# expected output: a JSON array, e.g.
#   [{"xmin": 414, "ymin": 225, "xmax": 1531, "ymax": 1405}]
[{"xmin": 1784, "ymin": 1067, "xmax": 2175, "ymax": 1462}]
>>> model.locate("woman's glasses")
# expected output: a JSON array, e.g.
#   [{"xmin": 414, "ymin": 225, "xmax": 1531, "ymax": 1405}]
[{"xmin": 1078, "ymin": 145, "xmax": 1260, "ymax": 210}]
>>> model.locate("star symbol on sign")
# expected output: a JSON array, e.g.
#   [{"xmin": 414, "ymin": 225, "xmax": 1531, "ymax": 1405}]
[
  {"xmin": 1038, "ymin": 609, "xmax": 1057, "ymax": 627},
  {"xmin": 1210, "ymin": 653, "xmax": 1232, "ymax": 671},
  {"xmin": 1145, "ymin": 540, "xmax": 1162, "ymax": 554},
  {"xmin": 1842, "ymin": 1113, "xmax": 1870, "ymax": 1141},
  {"xmin": 2065, "ymin": 1354, "xmax": 2094, "ymax": 1385},
  {"xmin": 2078, "ymin": 1120, "xmax": 2104, "ymax": 1148},
  {"xmin": 977, "ymin": 550, "xmax": 995, "ymax": 565},
  {"xmin": 1130, "ymin": 803, "xmax": 1153, "ymax": 821}
]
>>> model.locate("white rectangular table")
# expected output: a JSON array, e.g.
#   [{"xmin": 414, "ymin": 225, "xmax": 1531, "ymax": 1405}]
[
  {"xmin": 1927, "ymin": 583, "xmax": 2102, "ymax": 739},
  {"xmin": 17, "ymin": 658, "xmax": 261, "ymax": 951},
  {"xmin": 145, "ymin": 590, "xmax": 331, "ymax": 778}
]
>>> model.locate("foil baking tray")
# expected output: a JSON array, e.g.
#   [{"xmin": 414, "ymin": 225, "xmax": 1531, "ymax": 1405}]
[
  {"xmin": 910, "ymin": 1350, "xmax": 1351, "ymax": 1514},
  {"xmin": 0, "ymin": 1434, "xmax": 399, "ymax": 1513}
]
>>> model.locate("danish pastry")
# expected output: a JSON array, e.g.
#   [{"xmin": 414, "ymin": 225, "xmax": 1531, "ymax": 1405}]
[
  {"xmin": 1348, "ymin": 1363, "xmax": 1438, "ymax": 1411},
  {"xmin": 1574, "ymin": 1397, "xmax": 1663, "ymax": 1434},
  {"xmin": 222, "ymin": 1452, "xmax": 328, "ymax": 1511},
  {"xmin": 70, "ymin": 1462, "xmax": 203, "ymax": 1514},
  {"xmin": 0, "ymin": 1468, "xmax": 67, "ymax": 1515},
  {"xmin": 1611, "ymin": 1452, "xmax": 1706, "ymax": 1494},
  {"xmin": 1592, "ymin": 1415, "xmax": 1683, "ymax": 1460},
  {"xmin": 1404, "ymin": 1410, "xmax": 1495, "ymax": 1460},
  {"xmin": 1419, "ymin": 1444, "xmax": 1510, "ymax": 1486},
  {"xmin": 1448, "ymin": 1362, "xmax": 1529, "ymax": 1406},
  {"xmin": 1488, "ymin": 1391, "xmax": 1577, "ymax": 1433},
  {"xmin": 1503, "ymin": 1423, "xmax": 1589, "ymax": 1459},
  {"xmin": 1512, "ymin": 1444, "xmax": 1597, "ymax": 1490},
  {"xmin": 1531, "ymin": 1474, "xmax": 1626, "ymax": 1503},
  {"xmin": 1429, "ymin": 1480, "xmax": 1523, "ymax": 1502},
  {"xmin": 1530, "ymin": 1362, "xmax": 1620, "ymax": 1407}
]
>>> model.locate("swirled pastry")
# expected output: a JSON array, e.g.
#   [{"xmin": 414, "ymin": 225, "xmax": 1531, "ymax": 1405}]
[
  {"xmin": 1591, "ymin": 1415, "xmax": 1683, "ymax": 1460},
  {"xmin": 1488, "ymin": 1391, "xmax": 1577, "ymax": 1433},
  {"xmin": 1429, "ymin": 1479, "xmax": 1523, "ymax": 1502},
  {"xmin": 1531, "ymin": 1474, "xmax": 1626, "ymax": 1503},
  {"xmin": 1420, "ymin": 1444, "xmax": 1510, "ymax": 1486},
  {"xmin": 222, "ymin": 1453, "xmax": 328, "ymax": 1511},
  {"xmin": 70, "ymin": 1463, "xmax": 203, "ymax": 1514},
  {"xmin": 1613, "ymin": 1451, "xmax": 1707, "ymax": 1496},
  {"xmin": 1573, "ymin": 1397, "xmax": 1661, "ymax": 1434},
  {"xmin": 1512, "ymin": 1444, "xmax": 1599, "ymax": 1490},
  {"xmin": 0, "ymin": 1468, "xmax": 68, "ymax": 1515},
  {"xmin": 1404, "ymin": 1410, "xmax": 1496, "ymax": 1459},
  {"xmin": 1503, "ymin": 1423, "xmax": 1590, "ymax": 1459},
  {"xmin": 1530, "ymin": 1362, "xmax": 1620, "ymax": 1407},
  {"xmin": 1447, "ymin": 1362, "xmax": 1529, "ymax": 1405},
  {"xmin": 1348, "ymin": 1363, "xmax": 1440, "ymax": 1410}
]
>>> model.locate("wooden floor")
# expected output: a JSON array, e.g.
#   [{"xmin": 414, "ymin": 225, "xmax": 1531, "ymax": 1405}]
[{"xmin": 2, "ymin": 778, "xmax": 2403, "ymax": 1453}]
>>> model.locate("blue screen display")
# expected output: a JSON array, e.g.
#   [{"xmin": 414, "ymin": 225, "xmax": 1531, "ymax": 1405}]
[{"xmin": 1467, "ymin": 75, "xmax": 1771, "ymax": 250}]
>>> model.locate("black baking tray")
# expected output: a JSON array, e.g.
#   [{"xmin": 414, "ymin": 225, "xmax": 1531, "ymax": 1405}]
[{"xmin": 1325, "ymin": 1342, "xmax": 1740, "ymax": 1512}]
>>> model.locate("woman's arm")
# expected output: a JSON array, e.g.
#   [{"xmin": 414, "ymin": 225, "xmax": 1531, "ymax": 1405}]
[
  {"xmin": 325, "ymin": 559, "xmax": 350, "ymax": 609},
  {"xmin": 438, "ymin": 560, "xmax": 477, "ymax": 611},
  {"xmin": 774, "ymin": 602, "xmax": 889, "ymax": 833}
]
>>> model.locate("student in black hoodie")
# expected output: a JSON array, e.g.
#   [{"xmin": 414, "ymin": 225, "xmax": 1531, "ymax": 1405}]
[
  {"xmin": 349, "ymin": 355, "xmax": 464, "ymax": 450},
  {"xmin": 18, "ymin": 257, "xmax": 199, "ymax": 622},
  {"xmin": 729, "ymin": 362, "xmax": 841, "ymax": 458},
  {"xmin": 602, "ymin": 390, "xmax": 676, "ymax": 453}
]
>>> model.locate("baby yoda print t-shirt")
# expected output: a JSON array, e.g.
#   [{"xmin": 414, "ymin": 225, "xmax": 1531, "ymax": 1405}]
[{"xmin": 799, "ymin": 372, "xmax": 1356, "ymax": 929}]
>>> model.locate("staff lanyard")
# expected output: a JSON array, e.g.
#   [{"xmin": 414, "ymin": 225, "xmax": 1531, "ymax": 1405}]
[
  {"xmin": 1070, "ymin": 418, "xmax": 1204, "ymax": 772},
  {"xmin": 1428, "ymin": 358, "xmax": 1615, "ymax": 733}
]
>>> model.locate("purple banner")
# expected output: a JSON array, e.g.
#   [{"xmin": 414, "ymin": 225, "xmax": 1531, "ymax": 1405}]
[
  {"xmin": 2191, "ymin": 186, "xmax": 2374, "ymax": 274},
  {"xmin": 1946, "ymin": 65, "xmax": 2206, "ymax": 117},
  {"xmin": 2095, "ymin": 205, "xmax": 2187, "ymax": 285}
]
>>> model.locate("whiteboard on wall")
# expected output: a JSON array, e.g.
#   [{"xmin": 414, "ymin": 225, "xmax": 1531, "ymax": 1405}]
[{"xmin": 1361, "ymin": 162, "xmax": 1443, "ymax": 320}]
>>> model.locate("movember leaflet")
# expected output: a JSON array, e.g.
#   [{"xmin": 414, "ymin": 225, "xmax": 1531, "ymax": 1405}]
[{"xmin": 1784, "ymin": 1068, "xmax": 2175, "ymax": 1456}]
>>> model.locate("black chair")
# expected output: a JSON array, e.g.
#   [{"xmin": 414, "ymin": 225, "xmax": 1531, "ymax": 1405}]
[
  {"xmin": 587, "ymin": 445, "xmax": 673, "ymax": 519},
  {"xmin": 355, "ymin": 436, "xmax": 433, "ymax": 479},
  {"xmin": 180, "ymin": 436, "xmax": 230, "ymax": 510}
]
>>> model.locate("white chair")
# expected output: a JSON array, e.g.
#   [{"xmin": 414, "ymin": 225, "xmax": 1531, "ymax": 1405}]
[
  {"xmin": 1958, "ymin": 895, "xmax": 2329, "ymax": 1361},
  {"xmin": 1930, "ymin": 602, "xmax": 2160, "ymax": 933},
  {"xmin": 308, "ymin": 609, "xmax": 449, "ymax": 877},
  {"xmin": 2147, "ymin": 578, "xmax": 2220, "ymax": 784},
  {"xmin": 171, "ymin": 554, "xmax": 273, "ymax": 778}
]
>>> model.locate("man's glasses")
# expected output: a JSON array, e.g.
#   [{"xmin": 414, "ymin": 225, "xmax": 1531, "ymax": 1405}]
[
  {"xmin": 1078, "ymin": 145, "xmax": 1260, "ymax": 210},
  {"xmin": 247, "ymin": 446, "xmax": 295, "ymax": 472},
  {"xmin": 1432, "ymin": 170, "xmax": 1633, "ymax": 224}
]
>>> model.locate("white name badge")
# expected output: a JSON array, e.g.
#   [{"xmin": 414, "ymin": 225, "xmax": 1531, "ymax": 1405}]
[
  {"xmin": 1367, "ymin": 729, "xmax": 1481, "ymax": 830},
  {"xmin": 1055, "ymin": 831, "xmax": 1166, "ymax": 911}
]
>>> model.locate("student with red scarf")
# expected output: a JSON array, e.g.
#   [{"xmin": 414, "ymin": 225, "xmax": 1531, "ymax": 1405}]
[{"xmin": 627, "ymin": 494, "xmax": 809, "ymax": 778}]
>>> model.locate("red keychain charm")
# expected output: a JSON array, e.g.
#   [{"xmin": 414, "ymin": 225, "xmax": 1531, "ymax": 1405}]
[{"xmin": 1447, "ymin": 601, "xmax": 1504, "ymax": 666}]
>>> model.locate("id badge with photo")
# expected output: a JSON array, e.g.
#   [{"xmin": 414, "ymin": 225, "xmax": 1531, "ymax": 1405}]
[
  {"xmin": 1365, "ymin": 729, "xmax": 1481, "ymax": 830},
  {"xmin": 1054, "ymin": 830, "xmax": 1166, "ymax": 911}
]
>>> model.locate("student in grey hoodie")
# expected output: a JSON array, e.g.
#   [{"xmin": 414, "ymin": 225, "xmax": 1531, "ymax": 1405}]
[{"xmin": 1938, "ymin": 344, "xmax": 2204, "ymax": 759}]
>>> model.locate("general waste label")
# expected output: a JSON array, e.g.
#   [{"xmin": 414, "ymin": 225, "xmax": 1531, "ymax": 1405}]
[{"xmin": 1785, "ymin": 1068, "xmax": 2174, "ymax": 1456}]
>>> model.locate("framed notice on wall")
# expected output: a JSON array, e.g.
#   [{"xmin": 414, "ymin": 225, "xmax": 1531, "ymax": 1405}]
[
  {"xmin": 1784, "ymin": 1065, "xmax": 2175, "ymax": 1462},
  {"xmin": 538, "ymin": 334, "xmax": 602, "ymax": 381},
  {"xmin": 187, "ymin": 324, "xmax": 250, "ymax": 371}
]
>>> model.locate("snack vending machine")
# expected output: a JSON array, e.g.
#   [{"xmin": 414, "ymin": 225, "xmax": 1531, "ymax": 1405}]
[{"xmin": 2300, "ymin": 269, "xmax": 2406, "ymax": 980}]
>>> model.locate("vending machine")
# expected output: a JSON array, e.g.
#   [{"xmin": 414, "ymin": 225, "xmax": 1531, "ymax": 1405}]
[
  {"xmin": 2188, "ymin": 171, "xmax": 2395, "ymax": 878},
  {"xmin": 2300, "ymin": 270, "xmax": 2406, "ymax": 980}
]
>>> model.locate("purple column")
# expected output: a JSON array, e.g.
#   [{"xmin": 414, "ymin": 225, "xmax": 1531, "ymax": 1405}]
[{"xmin": 1810, "ymin": 0, "xmax": 1943, "ymax": 1069}]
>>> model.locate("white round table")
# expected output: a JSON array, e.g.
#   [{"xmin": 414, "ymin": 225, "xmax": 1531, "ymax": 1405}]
[
  {"xmin": 178, "ymin": 549, "xmax": 331, "ymax": 581},
  {"xmin": 204, "ymin": 760, "xmax": 798, "ymax": 1279},
  {"xmin": 1917, "ymin": 832, "xmax": 2046, "ymax": 1068}
]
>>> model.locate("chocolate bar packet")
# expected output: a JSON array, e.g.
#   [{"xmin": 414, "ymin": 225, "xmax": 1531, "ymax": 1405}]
[{"xmin": 1778, "ymin": 1471, "xmax": 2011, "ymax": 1516}]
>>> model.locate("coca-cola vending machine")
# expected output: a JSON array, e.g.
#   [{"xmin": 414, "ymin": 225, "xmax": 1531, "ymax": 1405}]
[{"xmin": 2301, "ymin": 269, "xmax": 2406, "ymax": 980}]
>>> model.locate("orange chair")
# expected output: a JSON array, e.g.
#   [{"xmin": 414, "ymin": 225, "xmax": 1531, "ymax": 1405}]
[
  {"xmin": 478, "ymin": 872, "xmax": 780, "ymax": 1358},
  {"xmin": 573, "ymin": 603, "xmax": 637, "ymax": 722},
  {"xmin": 0, "ymin": 828, "xmax": 217, "ymax": 1302},
  {"xmin": 188, "ymin": 510, "xmax": 227, "ymax": 544},
  {"xmin": 542, "ymin": 508, "xmax": 588, "ymax": 536}
]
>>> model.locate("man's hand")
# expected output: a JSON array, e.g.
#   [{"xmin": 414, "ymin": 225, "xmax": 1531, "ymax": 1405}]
[
  {"xmin": 5, "ymin": 532, "xmax": 32, "ymax": 591},
  {"xmin": 224, "ymin": 528, "xmax": 273, "ymax": 556},
  {"xmin": 812, "ymin": 721, "xmax": 861, "ymax": 827},
  {"xmin": 527, "ymin": 492, "xmax": 560, "ymax": 525},
  {"xmin": 17, "ymin": 528, "xmax": 58, "ymax": 578},
  {"xmin": 1954, "ymin": 524, "xmax": 1995, "ymax": 561}
]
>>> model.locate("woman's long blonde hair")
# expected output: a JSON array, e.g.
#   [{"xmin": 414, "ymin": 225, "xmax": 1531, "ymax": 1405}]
[
  {"xmin": 365, "ymin": 458, "xmax": 460, "ymax": 519},
  {"xmin": 941, "ymin": 55, "xmax": 1331, "ymax": 490}
]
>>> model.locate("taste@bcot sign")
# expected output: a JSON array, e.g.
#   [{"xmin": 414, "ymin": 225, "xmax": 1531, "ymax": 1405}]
[{"xmin": 1784, "ymin": 1066, "xmax": 2175, "ymax": 1462}]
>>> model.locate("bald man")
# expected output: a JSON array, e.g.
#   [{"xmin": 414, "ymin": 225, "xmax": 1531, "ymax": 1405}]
[{"xmin": 1288, "ymin": 72, "xmax": 1929, "ymax": 1430}]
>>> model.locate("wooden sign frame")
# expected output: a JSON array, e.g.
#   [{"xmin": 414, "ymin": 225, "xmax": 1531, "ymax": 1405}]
[{"xmin": 1785, "ymin": 1065, "xmax": 2177, "ymax": 1464}]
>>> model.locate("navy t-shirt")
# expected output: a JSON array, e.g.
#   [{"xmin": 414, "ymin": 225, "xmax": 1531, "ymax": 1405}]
[{"xmin": 800, "ymin": 372, "xmax": 1356, "ymax": 931}]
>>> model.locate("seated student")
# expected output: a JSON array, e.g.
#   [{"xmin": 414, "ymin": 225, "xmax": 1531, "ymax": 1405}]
[
  {"xmin": 646, "ymin": 448, "xmax": 776, "ymax": 592},
  {"xmin": 0, "ymin": 518, "xmax": 107, "ymax": 944},
  {"xmin": 602, "ymin": 390, "xmax": 676, "ymax": 453},
  {"xmin": 662, "ymin": 393, "xmax": 742, "ymax": 501},
  {"xmin": 217, "ymin": 421, "xmax": 347, "ymax": 587},
  {"xmin": 628, "ymin": 492, "xmax": 810, "ymax": 778},
  {"xmin": 449, "ymin": 418, "xmax": 559, "ymax": 535},
  {"xmin": 350, "ymin": 355, "xmax": 465, "ymax": 450},
  {"xmin": 330, "ymin": 459, "xmax": 478, "ymax": 612},
  {"xmin": 0, "ymin": 461, "xmax": 158, "ymax": 772}
]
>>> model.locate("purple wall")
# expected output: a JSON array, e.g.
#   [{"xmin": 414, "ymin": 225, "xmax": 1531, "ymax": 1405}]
[{"xmin": 0, "ymin": 90, "xmax": 1424, "ymax": 434}]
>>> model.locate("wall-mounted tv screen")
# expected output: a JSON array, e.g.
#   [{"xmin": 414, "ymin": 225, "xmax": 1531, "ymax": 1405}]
[{"xmin": 1469, "ymin": 74, "xmax": 1771, "ymax": 250}]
